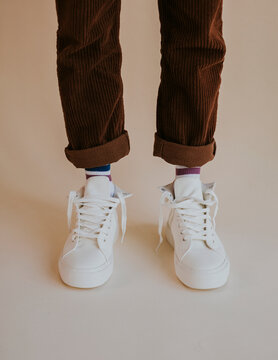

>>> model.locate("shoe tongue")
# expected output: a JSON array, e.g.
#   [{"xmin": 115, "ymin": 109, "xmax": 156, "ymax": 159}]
[
  {"xmin": 84, "ymin": 176, "xmax": 112, "ymax": 199},
  {"xmin": 174, "ymin": 176, "xmax": 203, "ymax": 202}
]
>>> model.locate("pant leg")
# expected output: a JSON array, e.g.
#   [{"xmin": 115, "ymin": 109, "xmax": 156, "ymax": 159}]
[
  {"xmin": 154, "ymin": 0, "xmax": 226, "ymax": 167},
  {"xmin": 55, "ymin": 0, "xmax": 130, "ymax": 168}
]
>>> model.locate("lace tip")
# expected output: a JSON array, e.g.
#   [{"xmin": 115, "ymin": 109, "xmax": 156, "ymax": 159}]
[{"xmin": 155, "ymin": 238, "xmax": 163, "ymax": 252}]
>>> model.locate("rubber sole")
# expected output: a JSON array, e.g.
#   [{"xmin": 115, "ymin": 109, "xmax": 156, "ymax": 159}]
[
  {"xmin": 165, "ymin": 223, "xmax": 230, "ymax": 290},
  {"xmin": 58, "ymin": 259, "xmax": 113, "ymax": 289}
]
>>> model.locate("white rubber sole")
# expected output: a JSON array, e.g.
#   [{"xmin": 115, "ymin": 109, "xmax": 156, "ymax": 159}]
[
  {"xmin": 165, "ymin": 223, "xmax": 230, "ymax": 290},
  {"xmin": 58, "ymin": 259, "xmax": 114, "ymax": 289}
]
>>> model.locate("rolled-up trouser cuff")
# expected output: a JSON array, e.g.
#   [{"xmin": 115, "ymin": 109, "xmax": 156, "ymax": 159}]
[
  {"xmin": 153, "ymin": 133, "xmax": 217, "ymax": 167},
  {"xmin": 65, "ymin": 130, "xmax": 130, "ymax": 168}
]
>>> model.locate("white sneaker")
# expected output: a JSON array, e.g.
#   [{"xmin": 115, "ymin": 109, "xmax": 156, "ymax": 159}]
[
  {"xmin": 58, "ymin": 176, "xmax": 131, "ymax": 288},
  {"xmin": 158, "ymin": 176, "xmax": 230, "ymax": 289}
]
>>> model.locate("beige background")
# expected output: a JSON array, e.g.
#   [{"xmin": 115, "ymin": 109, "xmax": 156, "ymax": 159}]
[{"xmin": 1, "ymin": 0, "xmax": 278, "ymax": 359}]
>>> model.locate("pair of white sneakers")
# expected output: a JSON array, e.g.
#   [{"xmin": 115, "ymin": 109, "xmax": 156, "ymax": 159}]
[{"xmin": 58, "ymin": 176, "xmax": 230, "ymax": 290}]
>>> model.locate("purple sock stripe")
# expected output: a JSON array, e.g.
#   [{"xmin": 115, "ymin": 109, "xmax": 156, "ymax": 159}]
[
  {"xmin": 176, "ymin": 167, "xmax": 200, "ymax": 176},
  {"xmin": 86, "ymin": 174, "xmax": 112, "ymax": 181}
]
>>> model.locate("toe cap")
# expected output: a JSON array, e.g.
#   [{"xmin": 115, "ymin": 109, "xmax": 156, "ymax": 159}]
[{"xmin": 180, "ymin": 241, "xmax": 226, "ymax": 271}]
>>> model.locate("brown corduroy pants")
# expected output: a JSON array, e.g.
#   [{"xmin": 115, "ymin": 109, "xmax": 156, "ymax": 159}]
[{"xmin": 55, "ymin": 0, "xmax": 226, "ymax": 168}]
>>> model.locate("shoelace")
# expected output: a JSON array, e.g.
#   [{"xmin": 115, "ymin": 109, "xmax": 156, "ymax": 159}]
[
  {"xmin": 66, "ymin": 190, "xmax": 127, "ymax": 254},
  {"xmin": 157, "ymin": 188, "xmax": 218, "ymax": 251}
]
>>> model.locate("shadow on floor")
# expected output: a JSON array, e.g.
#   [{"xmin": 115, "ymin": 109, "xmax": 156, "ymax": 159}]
[
  {"xmin": 0, "ymin": 187, "xmax": 66, "ymax": 286},
  {"xmin": 1, "ymin": 187, "xmax": 180, "ymax": 290},
  {"xmin": 118, "ymin": 222, "xmax": 178, "ymax": 286}
]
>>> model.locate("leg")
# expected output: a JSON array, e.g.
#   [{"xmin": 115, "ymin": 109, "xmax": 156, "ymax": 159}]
[
  {"xmin": 156, "ymin": 1, "xmax": 229, "ymax": 290},
  {"xmin": 154, "ymin": 0, "xmax": 226, "ymax": 167},
  {"xmin": 55, "ymin": 0, "xmax": 129, "ymax": 168},
  {"xmin": 56, "ymin": 1, "xmax": 132, "ymax": 288}
]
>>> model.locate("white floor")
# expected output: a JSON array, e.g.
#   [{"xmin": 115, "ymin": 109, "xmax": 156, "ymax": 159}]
[{"xmin": 1, "ymin": 180, "xmax": 277, "ymax": 360}]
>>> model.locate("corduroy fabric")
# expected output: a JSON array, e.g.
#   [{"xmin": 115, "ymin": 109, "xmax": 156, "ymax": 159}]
[
  {"xmin": 153, "ymin": 0, "xmax": 226, "ymax": 166},
  {"xmin": 55, "ymin": 0, "xmax": 225, "ymax": 168},
  {"xmin": 55, "ymin": 0, "xmax": 128, "ymax": 168}
]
